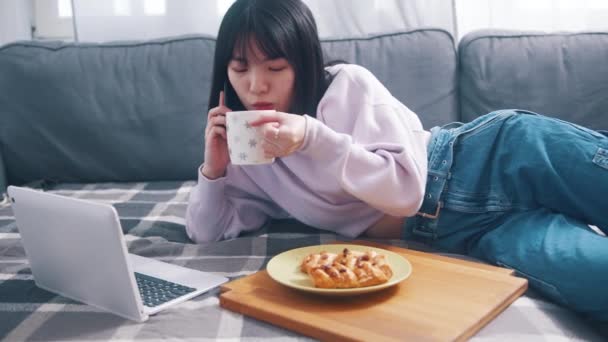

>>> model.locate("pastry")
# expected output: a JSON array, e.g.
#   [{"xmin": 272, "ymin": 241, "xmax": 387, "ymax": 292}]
[
  {"xmin": 301, "ymin": 248, "xmax": 393, "ymax": 289},
  {"xmin": 300, "ymin": 251, "xmax": 338, "ymax": 274}
]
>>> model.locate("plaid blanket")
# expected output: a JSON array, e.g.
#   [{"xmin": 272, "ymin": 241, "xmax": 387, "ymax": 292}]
[{"xmin": 0, "ymin": 181, "xmax": 602, "ymax": 341}]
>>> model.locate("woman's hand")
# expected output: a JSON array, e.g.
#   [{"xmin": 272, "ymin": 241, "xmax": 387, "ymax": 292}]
[
  {"xmin": 202, "ymin": 91, "xmax": 231, "ymax": 179},
  {"xmin": 249, "ymin": 111, "xmax": 307, "ymax": 159}
]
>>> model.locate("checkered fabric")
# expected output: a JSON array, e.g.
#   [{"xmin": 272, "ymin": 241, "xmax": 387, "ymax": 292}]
[{"xmin": 0, "ymin": 181, "xmax": 603, "ymax": 341}]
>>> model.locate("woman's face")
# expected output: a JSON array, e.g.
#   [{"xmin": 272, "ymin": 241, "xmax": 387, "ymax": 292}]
[{"xmin": 227, "ymin": 38, "xmax": 295, "ymax": 112}]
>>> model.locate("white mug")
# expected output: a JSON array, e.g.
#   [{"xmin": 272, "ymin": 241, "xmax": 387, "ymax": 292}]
[{"xmin": 225, "ymin": 110, "xmax": 276, "ymax": 165}]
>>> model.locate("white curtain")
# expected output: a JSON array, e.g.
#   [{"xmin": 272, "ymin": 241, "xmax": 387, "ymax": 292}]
[
  {"xmin": 456, "ymin": 0, "xmax": 608, "ymax": 40},
  {"xmin": 8, "ymin": 0, "xmax": 608, "ymax": 44},
  {"xmin": 30, "ymin": 0, "xmax": 456, "ymax": 42},
  {"xmin": 304, "ymin": 0, "xmax": 455, "ymax": 38},
  {"xmin": 33, "ymin": 0, "xmax": 74, "ymax": 40},
  {"xmin": 71, "ymin": 0, "xmax": 226, "ymax": 41},
  {"xmin": 0, "ymin": 0, "xmax": 32, "ymax": 45}
]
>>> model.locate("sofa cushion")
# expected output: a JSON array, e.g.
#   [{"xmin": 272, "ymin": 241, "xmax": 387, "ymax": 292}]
[
  {"xmin": 0, "ymin": 35, "xmax": 215, "ymax": 186},
  {"xmin": 322, "ymin": 29, "xmax": 459, "ymax": 129},
  {"xmin": 460, "ymin": 30, "xmax": 608, "ymax": 130}
]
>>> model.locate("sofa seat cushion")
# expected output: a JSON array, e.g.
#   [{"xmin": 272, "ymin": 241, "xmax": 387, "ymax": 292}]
[{"xmin": 0, "ymin": 181, "xmax": 602, "ymax": 340}]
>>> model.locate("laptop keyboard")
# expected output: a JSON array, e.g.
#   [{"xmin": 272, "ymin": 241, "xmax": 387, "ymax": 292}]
[{"xmin": 135, "ymin": 272, "xmax": 196, "ymax": 307}]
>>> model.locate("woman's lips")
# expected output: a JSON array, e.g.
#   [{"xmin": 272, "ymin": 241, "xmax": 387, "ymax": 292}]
[{"xmin": 252, "ymin": 103, "xmax": 275, "ymax": 110}]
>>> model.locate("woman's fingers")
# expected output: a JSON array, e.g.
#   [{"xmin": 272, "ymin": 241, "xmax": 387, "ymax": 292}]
[
  {"xmin": 261, "ymin": 125, "xmax": 290, "ymax": 157},
  {"xmin": 206, "ymin": 114, "xmax": 227, "ymax": 138},
  {"xmin": 260, "ymin": 118, "xmax": 305, "ymax": 158},
  {"xmin": 206, "ymin": 89, "xmax": 230, "ymax": 138},
  {"xmin": 262, "ymin": 140, "xmax": 281, "ymax": 158},
  {"xmin": 208, "ymin": 106, "xmax": 228, "ymax": 120},
  {"xmin": 262, "ymin": 122, "xmax": 281, "ymax": 141},
  {"xmin": 210, "ymin": 114, "xmax": 227, "ymax": 126},
  {"xmin": 249, "ymin": 112, "xmax": 282, "ymax": 127},
  {"xmin": 208, "ymin": 92, "xmax": 232, "ymax": 120},
  {"xmin": 208, "ymin": 125, "xmax": 227, "ymax": 140}
]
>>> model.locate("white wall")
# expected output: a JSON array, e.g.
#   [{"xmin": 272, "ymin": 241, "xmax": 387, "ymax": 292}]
[{"xmin": 0, "ymin": 0, "xmax": 33, "ymax": 45}]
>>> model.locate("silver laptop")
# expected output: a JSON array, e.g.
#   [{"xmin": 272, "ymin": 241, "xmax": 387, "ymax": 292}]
[{"xmin": 7, "ymin": 185, "xmax": 228, "ymax": 322}]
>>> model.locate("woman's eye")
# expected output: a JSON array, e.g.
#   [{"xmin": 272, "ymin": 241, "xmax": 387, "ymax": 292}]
[
  {"xmin": 231, "ymin": 67, "xmax": 247, "ymax": 73},
  {"xmin": 269, "ymin": 67, "xmax": 286, "ymax": 72}
]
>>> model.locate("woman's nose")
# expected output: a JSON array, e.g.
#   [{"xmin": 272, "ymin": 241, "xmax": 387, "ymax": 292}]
[{"xmin": 248, "ymin": 71, "xmax": 268, "ymax": 94}]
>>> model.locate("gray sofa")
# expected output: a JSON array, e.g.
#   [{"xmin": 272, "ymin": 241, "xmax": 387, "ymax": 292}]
[
  {"xmin": 1, "ymin": 29, "xmax": 608, "ymax": 195},
  {"xmin": 0, "ymin": 29, "xmax": 606, "ymax": 341}
]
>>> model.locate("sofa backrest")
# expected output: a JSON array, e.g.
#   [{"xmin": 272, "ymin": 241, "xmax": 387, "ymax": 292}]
[
  {"xmin": 0, "ymin": 29, "xmax": 457, "ymax": 188},
  {"xmin": 322, "ymin": 29, "xmax": 459, "ymax": 129},
  {"xmin": 459, "ymin": 30, "xmax": 608, "ymax": 130},
  {"xmin": 0, "ymin": 36, "xmax": 216, "ymax": 187}
]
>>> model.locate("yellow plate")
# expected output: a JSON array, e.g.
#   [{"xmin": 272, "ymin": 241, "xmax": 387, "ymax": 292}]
[{"xmin": 266, "ymin": 244, "xmax": 412, "ymax": 296}]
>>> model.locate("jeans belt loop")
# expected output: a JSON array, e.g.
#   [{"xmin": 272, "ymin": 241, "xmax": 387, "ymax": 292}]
[
  {"xmin": 416, "ymin": 201, "xmax": 443, "ymax": 219},
  {"xmin": 411, "ymin": 226, "xmax": 437, "ymax": 239}
]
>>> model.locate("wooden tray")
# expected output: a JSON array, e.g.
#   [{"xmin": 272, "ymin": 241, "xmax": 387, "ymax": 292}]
[{"xmin": 219, "ymin": 241, "xmax": 527, "ymax": 342}]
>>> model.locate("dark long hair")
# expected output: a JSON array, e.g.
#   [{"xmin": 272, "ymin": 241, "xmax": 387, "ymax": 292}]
[{"xmin": 208, "ymin": 0, "xmax": 328, "ymax": 116}]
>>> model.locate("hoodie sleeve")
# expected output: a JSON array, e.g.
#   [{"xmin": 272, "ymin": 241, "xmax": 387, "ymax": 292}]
[
  {"xmin": 185, "ymin": 164, "xmax": 288, "ymax": 243},
  {"xmin": 297, "ymin": 65, "xmax": 429, "ymax": 217}
]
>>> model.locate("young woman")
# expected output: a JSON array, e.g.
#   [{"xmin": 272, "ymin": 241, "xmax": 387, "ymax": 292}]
[{"xmin": 187, "ymin": 0, "xmax": 608, "ymax": 333}]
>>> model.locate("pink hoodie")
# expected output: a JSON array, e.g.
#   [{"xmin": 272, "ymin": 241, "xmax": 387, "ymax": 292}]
[{"xmin": 186, "ymin": 64, "xmax": 430, "ymax": 243}]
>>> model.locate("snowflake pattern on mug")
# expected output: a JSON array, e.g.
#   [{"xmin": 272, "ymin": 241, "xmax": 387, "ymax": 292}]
[{"xmin": 227, "ymin": 113, "xmax": 272, "ymax": 164}]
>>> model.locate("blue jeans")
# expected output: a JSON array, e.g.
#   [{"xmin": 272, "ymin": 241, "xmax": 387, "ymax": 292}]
[{"xmin": 404, "ymin": 109, "xmax": 608, "ymax": 322}]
